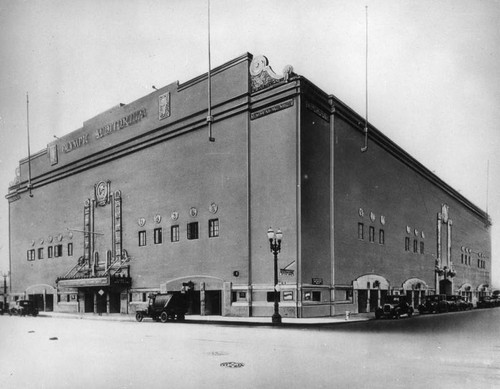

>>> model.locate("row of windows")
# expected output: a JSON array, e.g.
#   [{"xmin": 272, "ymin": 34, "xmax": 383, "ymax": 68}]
[
  {"xmin": 139, "ymin": 219, "xmax": 219, "ymax": 246},
  {"xmin": 27, "ymin": 243, "xmax": 73, "ymax": 261},
  {"xmin": 358, "ymin": 223, "xmax": 385, "ymax": 245},
  {"xmin": 405, "ymin": 237, "xmax": 424, "ymax": 254},
  {"xmin": 478, "ymin": 259, "xmax": 486, "ymax": 269},
  {"xmin": 461, "ymin": 253, "xmax": 472, "ymax": 266}
]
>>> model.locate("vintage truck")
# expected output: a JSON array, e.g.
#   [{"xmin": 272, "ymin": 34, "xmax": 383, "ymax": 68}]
[{"xmin": 135, "ymin": 292, "xmax": 189, "ymax": 323}]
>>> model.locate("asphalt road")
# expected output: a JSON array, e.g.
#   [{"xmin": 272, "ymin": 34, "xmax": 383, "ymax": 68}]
[{"xmin": 0, "ymin": 308, "xmax": 499, "ymax": 389}]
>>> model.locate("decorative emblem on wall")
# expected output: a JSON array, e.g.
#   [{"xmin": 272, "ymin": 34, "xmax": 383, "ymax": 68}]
[
  {"xmin": 209, "ymin": 203, "xmax": 218, "ymax": 214},
  {"xmin": 421, "ymin": 231, "xmax": 425, "ymax": 239},
  {"xmin": 58, "ymin": 233, "xmax": 63, "ymax": 242},
  {"xmin": 414, "ymin": 229, "xmax": 419, "ymax": 237},
  {"xmin": 358, "ymin": 208, "xmax": 364, "ymax": 217},
  {"xmin": 39, "ymin": 238, "xmax": 44, "ymax": 245},
  {"xmin": 68, "ymin": 232, "xmax": 73, "ymax": 240},
  {"xmin": 95, "ymin": 181, "xmax": 110, "ymax": 207},
  {"xmin": 48, "ymin": 236, "xmax": 53, "ymax": 243},
  {"xmin": 441, "ymin": 203, "xmax": 449, "ymax": 223},
  {"xmin": 138, "ymin": 218, "xmax": 146, "ymax": 227},
  {"xmin": 370, "ymin": 212, "xmax": 376, "ymax": 222},
  {"xmin": 406, "ymin": 226, "xmax": 411, "ymax": 234},
  {"xmin": 189, "ymin": 207, "xmax": 198, "ymax": 217},
  {"xmin": 171, "ymin": 211, "xmax": 179, "ymax": 221},
  {"xmin": 159, "ymin": 92, "xmax": 171, "ymax": 120},
  {"xmin": 31, "ymin": 240, "xmax": 35, "ymax": 246},
  {"xmin": 380, "ymin": 215, "xmax": 386, "ymax": 225},
  {"xmin": 249, "ymin": 55, "xmax": 294, "ymax": 93},
  {"xmin": 154, "ymin": 214, "xmax": 162, "ymax": 224}
]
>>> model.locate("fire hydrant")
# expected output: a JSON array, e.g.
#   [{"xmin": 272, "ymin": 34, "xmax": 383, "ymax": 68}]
[{"xmin": 345, "ymin": 311, "xmax": 351, "ymax": 320}]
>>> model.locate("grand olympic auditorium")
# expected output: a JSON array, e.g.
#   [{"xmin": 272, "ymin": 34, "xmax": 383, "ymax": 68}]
[{"xmin": 5, "ymin": 53, "xmax": 492, "ymax": 317}]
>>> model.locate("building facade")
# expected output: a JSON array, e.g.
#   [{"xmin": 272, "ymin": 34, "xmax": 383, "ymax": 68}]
[{"xmin": 6, "ymin": 53, "xmax": 492, "ymax": 317}]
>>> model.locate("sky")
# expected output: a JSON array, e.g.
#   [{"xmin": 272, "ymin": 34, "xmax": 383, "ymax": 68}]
[{"xmin": 0, "ymin": 0, "xmax": 499, "ymax": 287}]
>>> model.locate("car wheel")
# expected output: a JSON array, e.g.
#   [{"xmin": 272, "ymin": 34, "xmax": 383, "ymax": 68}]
[
  {"xmin": 135, "ymin": 312, "xmax": 144, "ymax": 322},
  {"xmin": 160, "ymin": 311, "xmax": 168, "ymax": 323}
]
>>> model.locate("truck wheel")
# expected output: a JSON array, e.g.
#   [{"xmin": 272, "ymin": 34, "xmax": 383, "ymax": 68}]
[
  {"xmin": 135, "ymin": 312, "xmax": 144, "ymax": 322},
  {"xmin": 160, "ymin": 312, "xmax": 168, "ymax": 323}
]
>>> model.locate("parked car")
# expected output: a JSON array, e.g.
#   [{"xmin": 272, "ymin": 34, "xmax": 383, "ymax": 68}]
[
  {"xmin": 9, "ymin": 299, "xmax": 39, "ymax": 316},
  {"xmin": 418, "ymin": 294, "xmax": 450, "ymax": 314},
  {"xmin": 375, "ymin": 295, "xmax": 414, "ymax": 319},
  {"xmin": 477, "ymin": 296, "xmax": 496, "ymax": 309},
  {"xmin": 446, "ymin": 295, "xmax": 473, "ymax": 311},
  {"xmin": 135, "ymin": 292, "xmax": 189, "ymax": 323},
  {"xmin": 489, "ymin": 295, "xmax": 500, "ymax": 307}
]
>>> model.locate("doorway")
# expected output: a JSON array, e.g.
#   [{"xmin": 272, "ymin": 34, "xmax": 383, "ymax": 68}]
[{"xmin": 205, "ymin": 290, "xmax": 221, "ymax": 315}]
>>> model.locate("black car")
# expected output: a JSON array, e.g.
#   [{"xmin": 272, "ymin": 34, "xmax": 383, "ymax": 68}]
[
  {"xmin": 9, "ymin": 300, "xmax": 39, "ymax": 316},
  {"xmin": 446, "ymin": 295, "xmax": 473, "ymax": 311},
  {"xmin": 135, "ymin": 292, "xmax": 189, "ymax": 323},
  {"xmin": 418, "ymin": 294, "xmax": 450, "ymax": 314},
  {"xmin": 477, "ymin": 296, "xmax": 495, "ymax": 309},
  {"xmin": 375, "ymin": 295, "xmax": 414, "ymax": 319}
]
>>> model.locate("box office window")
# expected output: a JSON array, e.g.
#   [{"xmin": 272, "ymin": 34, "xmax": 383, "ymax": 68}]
[
  {"xmin": 67, "ymin": 243, "xmax": 73, "ymax": 256},
  {"xmin": 154, "ymin": 228, "xmax": 163, "ymax": 245},
  {"xmin": 208, "ymin": 219, "xmax": 219, "ymax": 238},
  {"xmin": 37, "ymin": 248, "xmax": 44, "ymax": 260},
  {"xmin": 27, "ymin": 249, "xmax": 35, "ymax": 261},
  {"xmin": 171, "ymin": 225, "xmax": 179, "ymax": 242},
  {"xmin": 187, "ymin": 222, "xmax": 199, "ymax": 240},
  {"xmin": 48, "ymin": 246, "xmax": 53, "ymax": 258},
  {"xmin": 138, "ymin": 231, "xmax": 146, "ymax": 247},
  {"xmin": 54, "ymin": 244, "xmax": 63, "ymax": 257}
]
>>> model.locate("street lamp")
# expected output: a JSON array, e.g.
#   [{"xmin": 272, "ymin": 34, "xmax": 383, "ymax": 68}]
[
  {"xmin": 267, "ymin": 227, "xmax": 283, "ymax": 325},
  {"xmin": 1, "ymin": 271, "xmax": 9, "ymax": 310}
]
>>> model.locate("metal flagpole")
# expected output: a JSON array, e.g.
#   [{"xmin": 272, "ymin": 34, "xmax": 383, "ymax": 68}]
[
  {"xmin": 361, "ymin": 5, "xmax": 369, "ymax": 153},
  {"xmin": 207, "ymin": 0, "xmax": 215, "ymax": 142},
  {"xmin": 26, "ymin": 92, "xmax": 33, "ymax": 197}
]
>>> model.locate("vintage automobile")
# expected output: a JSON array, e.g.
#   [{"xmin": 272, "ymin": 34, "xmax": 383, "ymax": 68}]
[
  {"xmin": 375, "ymin": 295, "xmax": 414, "ymax": 319},
  {"xmin": 135, "ymin": 292, "xmax": 189, "ymax": 323},
  {"xmin": 9, "ymin": 299, "xmax": 39, "ymax": 317},
  {"xmin": 446, "ymin": 295, "xmax": 473, "ymax": 311},
  {"xmin": 418, "ymin": 294, "xmax": 450, "ymax": 314},
  {"xmin": 476, "ymin": 296, "xmax": 496, "ymax": 309},
  {"xmin": 489, "ymin": 295, "xmax": 500, "ymax": 307}
]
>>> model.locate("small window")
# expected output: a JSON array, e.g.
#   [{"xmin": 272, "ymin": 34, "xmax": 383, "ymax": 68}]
[
  {"xmin": 55, "ymin": 244, "xmax": 63, "ymax": 257},
  {"xmin": 358, "ymin": 223, "xmax": 364, "ymax": 240},
  {"xmin": 154, "ymin": 228, "xmax": 163, "ymax": 245},
  {"xmin": 369, "ymin": 226, "xmax": 375, "ymax": 243},
  {"xmin": 405, "ymin": 237, "xmax": 410, "ymax": 251},
  {"xmin": 27, "ymin": 249, "xmax": 35, "ymax": 261},
  {"xmin": 209, "ymin": 219, "xmax": 219, "ymax": 238},
  {"xmin": 379, "ymin": 229, "xmax": 385, "ymax": 245},
  {"xmin": 171, "ymin": 225, "xmax": 179, "ymax": 242},
  {"xmin": 267, "ymin": 291, "xmax": 280, "ymax": 302},
  {"xmin": 187, "ymin": 222, "xmax": 199, "ymax": 240},
  {"xmin": 413, "ymin": 239, "xmax": 418, "ymax": 253},
  {"xmin": 37, "ymin": 248, "xmax": 44, "ymax": 259},
  {"xmin": 420, "ymin": 241, "xmax": 424, "ymax": 254},
  {"xmin": 48, "ymin": 246, "xmax": 53, "ymax": 258},
  {"xmin": 312, "ymin": 291, "xmax": 321, "ymax": 301},
  {"xmin": 138, "ymin": 231, "xmax": 146, "ymax": 247},
  {"xmin": 67, "ymin": 243, "xmax": 73, "ymax": 256}
]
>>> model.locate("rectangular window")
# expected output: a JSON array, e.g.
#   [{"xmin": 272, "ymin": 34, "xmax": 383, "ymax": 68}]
[
  {"xmin": 187, "ymin": 222, "xmax": 199, "ymax": 240},
  {"xmin": 55, "ymin": 244, "xmax": 63, "ymax": 257},
  {"xmin": 37, "ymin": 248, "xmax": 44, "ymax": 260},
  {"xmin": 358, "ymin": 223, "xmax": 364, "ymax": 240},
  {"xmin": 154, "ymin": 228, "xmax": 163, "ymax": 244},
  {"xmin": 267, "ymin": 291, "xmax": 280, "ymax": 302},
  {"xmin": 171, "ymin": 225, "xmax": 179, "ymax": 242},
  {"xmin": 369, "ymin": 226, "xmax": 375, "ymax": 243},
  {"xmin": 379, "ymin": 229, "xmax": 385, "ymax": 245},
  {"xmin": 138, "ymin": 231, "xmax": 146, "ymax": 247},
  {"xmin": 420, "ymin": 241, "xmax": 424, "ymax": 254},
  {"xmin": 48, "ymin": 246, "xmax": 53, "ymax": 258},
  {"xmin": 208, "ymin": 219, "xmax": 219, "ymax": 238},
  {"xmin": 413, "ymin": 239, "xmax": 418, "ymax": 253},
  {"xmin": 405, "ymin": 237, "xmax": 410, "ymax": 251},
  {"xmin": 461, "ymin": 253, "xmax": 464, "ymax": 264},
  {"xmin": 27, "ymin": 249, "xmax": 35, "ymax": 261},
  {"xmin": 67, "ymin": 243, "xmax": 73, "ymax": 256},
  {"xmin": 312, "ymin": 291, "xmax": 321, "ymax": 301}
]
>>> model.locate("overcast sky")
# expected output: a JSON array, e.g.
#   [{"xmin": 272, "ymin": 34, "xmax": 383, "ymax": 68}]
[{"xmin": 0, "ymin": 0, "xmax": 499, "ymax": 286}]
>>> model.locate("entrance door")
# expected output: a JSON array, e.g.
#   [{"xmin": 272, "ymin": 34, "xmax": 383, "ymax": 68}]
[
  {"xmin": 369, "ymin": 290, "xmax": 379, "ymax": 312},
  {"xmin": 358, "ymin": 290, "xmax": 368, "ymax": 313},
  {"xmin": 440, "ymin": 280, "xmax": 452, "ymax": 296},
  {"xmin": 205, "ymin": 291, "xmax": 221, "ymax": 315},
  {"xmin": 109, "ymin": 292, "xmax": 121, "ymax": 313},
  {"xmin": 84, "ymin": 292, "xmax": 94, "ymax": 313}
]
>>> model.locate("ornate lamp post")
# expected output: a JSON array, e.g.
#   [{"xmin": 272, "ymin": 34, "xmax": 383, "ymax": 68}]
[
  {"xmin": 1, "ymin": 271, "xmax": 9, "ymax": 309},
  {"xmin": 267, "ymin": 227, "xmax": 283, "ymax": 325}
]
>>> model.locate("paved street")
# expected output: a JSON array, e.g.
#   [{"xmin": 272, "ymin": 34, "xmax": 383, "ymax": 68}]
[{"xmin": 1, "ymin": 309, "xmax": 499, "ymax": 389}]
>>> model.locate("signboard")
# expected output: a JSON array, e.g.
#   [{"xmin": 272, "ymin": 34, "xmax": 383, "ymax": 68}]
[
  {"xmin": 280, "ymin": 268, "xmax": 294, "ymax": 276},
  {"xmin": 312, "ymin": 278, "xmax": 323, "ymax": 285}
]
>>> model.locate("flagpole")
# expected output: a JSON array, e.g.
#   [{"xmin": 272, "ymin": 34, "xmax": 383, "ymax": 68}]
[
  {"xmin": 207, "ymin": 0, "xmax": 215, "ymax": 142},
  {"xmin": 26, "ymin": 92, "xmax": 33, "ymax": 197},
  {"xmin": 361, "ymin": 5, "xmax": 369, "ymax": 152}
]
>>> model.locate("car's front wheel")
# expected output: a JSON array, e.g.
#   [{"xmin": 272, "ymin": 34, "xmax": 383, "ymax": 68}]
[
  {"xmin": 135, "ymin": 312, "xmax": 144, "ymax": 322},
  {"xmin": 160, "ymin": 311, "xmax": 169, "ymax": 323}
]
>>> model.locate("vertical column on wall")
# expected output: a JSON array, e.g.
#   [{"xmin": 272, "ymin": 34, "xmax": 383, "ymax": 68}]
[
  {"xmin": 296, "ymin": 93, "xmax": 302, "ymax": 318},
  {"xmin": 447, "ymin": 220, "xmax": 453, "ymax": 291},
  {"xmin": 200, "ymin": 282, "xmax": 206, "ymax": 316},
  {"xmin": 83, "ymin": 200, "xmax": 91, "ymax": 272},
  {"xmin": 90, "ymin": 199, "xmax": 95, "ymax": 275},
  {"xmin": 114, "ymin": 191, "xmax": 122, "ymax": 263},
  {"xmin": 329, "ymin": 97, "xmax": 336, "ymax": 317},
  {"xmin": 436, "ymin": 212, "xmax": 442, "ymax": 294}
]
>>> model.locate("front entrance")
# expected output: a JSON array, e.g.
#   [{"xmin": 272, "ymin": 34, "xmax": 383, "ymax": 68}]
[
  {"xmin": 205, "ymin": 290, "xmax": 221, "ymax": 315},
  {"xmin": 440, "ymin": 279, "xmax": 452, "ymax": 296},
  {"xmin": 29, "ymin": 293, "xmax": 54, "ymax": 312}
]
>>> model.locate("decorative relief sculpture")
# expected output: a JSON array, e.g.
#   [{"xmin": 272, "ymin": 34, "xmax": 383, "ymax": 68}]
[{"xmin": 250, "ymin": 55, "xmax": 294, "ymax": 93}]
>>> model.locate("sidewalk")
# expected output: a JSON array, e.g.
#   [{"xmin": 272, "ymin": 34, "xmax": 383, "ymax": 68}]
[{"xmin": 38, "ymin": 311, "xmax": 373, "ymax": 326}]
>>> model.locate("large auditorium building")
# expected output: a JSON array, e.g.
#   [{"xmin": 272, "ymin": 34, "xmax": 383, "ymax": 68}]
[{"xmin": 5, "ymin": 53, "xmax": 492, "ymax": 318}]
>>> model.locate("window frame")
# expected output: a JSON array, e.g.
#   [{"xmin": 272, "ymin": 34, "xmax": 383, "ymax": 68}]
[
  {"xmin": 208, "ymin": 218, "xmax": 219, "ymax": 238},
  {"xmin": 187, "ymin": 222, "xmax": 199, "ymax": 240},
  {"xmin": 138, "ymin": 230, "xmax": 146, "ymax": 247},
  {"xmin": 171, "ymin": 225, "xmax": 180, "ymax": 242},
  {"xmin": 154, "ymin": 227, "xmax": 163, "ymax": 245},
  {"xmin": 358, "ymin": 223, "xmax": 364, "ymax": 240}
]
